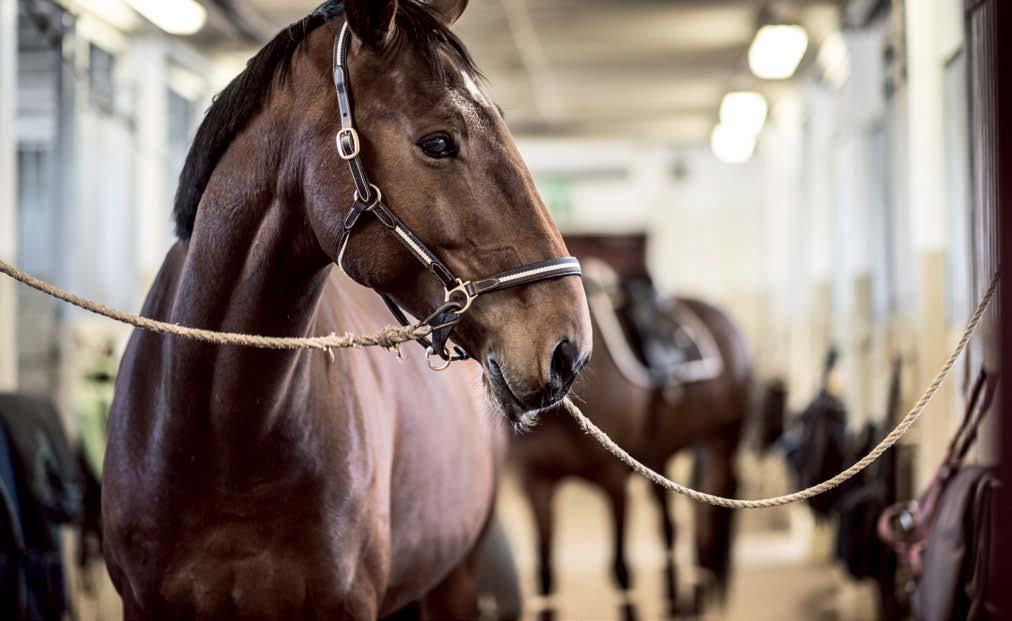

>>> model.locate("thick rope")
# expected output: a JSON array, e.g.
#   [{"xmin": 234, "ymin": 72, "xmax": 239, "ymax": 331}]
[
  {"xmin": 0, "ymin": 259, "xmax": 431, "ymax": 355},
  {"xmin": 0, "ymin": 257, "xmax": 1000, "ymax": 508},
  {"xmin": 561, "ymin": 271, "xmax": 1000, "ymax": 509}
]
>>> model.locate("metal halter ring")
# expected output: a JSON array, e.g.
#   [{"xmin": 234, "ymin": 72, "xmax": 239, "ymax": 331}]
[
  {"xmin": 426, "ymin": 347, "xmax": 453, "ymax": 372},
  {"xmin": 336, "ymin": 127, "xmax": 361, "ymax": 160},
  {"xmin": 353, "ymin": 184, "xmax": 382, "ymax": 211},
  {"xmin": 445, "ymin": 280, "xmax": 477, "ymax": 314}
]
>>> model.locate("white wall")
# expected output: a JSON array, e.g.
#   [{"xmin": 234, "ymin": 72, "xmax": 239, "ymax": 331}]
[
  {"xmin": 0, "ymin": 0, "xmax": 17, "ymax": 390},
  {"xmin": 520, "ymin": 135, "xmax": 769, "ymax": 358},
  {"xmin": 755, "ymin": 0, "xmax": 981, "ymax": 484},
  {"xmin": 130, "ymin": 37, "xmax": 170, "ymax": 288},
  {"xmin": 649, "ymin": 147, "xmax": 765, "ymax": 300},
  {"xmin": 645, "ymin": 147, "xmax": 767, "ymax": 360},
  {"xmin": 518, "ymin": 138, "xmax": 655, "ymax": 233},
  {"xmin": 902, "ymin": 0, "xmax": 979, "ymax": 487},
  {"xmin": 905, "ymin": 0, "xmax": 947, "ymax": 253}
]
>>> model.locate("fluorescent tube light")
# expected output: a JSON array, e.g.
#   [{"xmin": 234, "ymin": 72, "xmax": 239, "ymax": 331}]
[{"xmin": 125, "ymin": 0, "xmax": 207, "ymax": 36}]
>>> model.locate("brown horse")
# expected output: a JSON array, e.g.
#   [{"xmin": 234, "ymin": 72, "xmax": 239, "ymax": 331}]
[
  {"xmin": 513, "ymin": 276, "xmax": 751, "ymax": 617},
  {"xmin": 101, "ymin": 1, "xmax": 592, "ymax": 619}
]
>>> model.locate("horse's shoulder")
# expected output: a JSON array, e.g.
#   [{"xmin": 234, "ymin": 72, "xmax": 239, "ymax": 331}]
[
  {"xmin": 140, "ymin": 240, "xmax": 189, "ymax": 322},
  {"xmin": 107, "ymin": 241, "xmax": 189, "ymax": 431}
]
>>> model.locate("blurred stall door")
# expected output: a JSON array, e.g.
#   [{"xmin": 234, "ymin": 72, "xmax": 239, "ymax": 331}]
[{"xmin": 16, "ymin": 1, "xmax": 69, "ymax": 396}]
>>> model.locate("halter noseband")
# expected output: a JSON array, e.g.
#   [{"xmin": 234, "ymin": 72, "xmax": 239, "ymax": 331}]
[{"xmin": 332, "ymin": 23, "xmax": 583, "ymax": 371}]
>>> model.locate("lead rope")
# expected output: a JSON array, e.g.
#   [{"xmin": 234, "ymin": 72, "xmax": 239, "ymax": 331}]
[
  {"xmin": 0, "ymin": 257, "xmax": 1000, "ymax": 509},
  {"xmin": 0, "ymin": 259, "xmax": 432, "ymax": 355},
  {"xmin": 562, "ymin": 270, "xmax": 1000, "ymax": 510}
]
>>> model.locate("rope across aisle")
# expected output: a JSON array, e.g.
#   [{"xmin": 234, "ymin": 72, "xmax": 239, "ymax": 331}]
[{"xmin": 0, "ymin": 258, "xmax": 1000, "ymax": 509}]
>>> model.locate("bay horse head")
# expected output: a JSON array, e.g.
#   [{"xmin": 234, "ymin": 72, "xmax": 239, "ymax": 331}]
[{"xmin": 173, "ymin": 0, "xmax": 592, "ymax": 425}]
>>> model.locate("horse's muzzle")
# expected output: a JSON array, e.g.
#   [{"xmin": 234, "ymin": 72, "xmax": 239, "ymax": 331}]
[{"xmin": 485, "ymin": 340, "xmax": 588, "ymax": 423}]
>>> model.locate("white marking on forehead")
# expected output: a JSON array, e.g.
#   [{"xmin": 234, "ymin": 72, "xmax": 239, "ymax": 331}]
[
  {"xmin": 460, "ymin": 70, "xmax": 490, "ymax": 107},
  {"xmin": 449, "ymin": 70, "xmax": 495, "ymax": 128}
]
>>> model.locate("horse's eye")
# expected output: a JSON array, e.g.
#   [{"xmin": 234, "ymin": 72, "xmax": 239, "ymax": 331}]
[{"xmin": 418, "ymin": 133, "xmax": 458, "ymax": 159}]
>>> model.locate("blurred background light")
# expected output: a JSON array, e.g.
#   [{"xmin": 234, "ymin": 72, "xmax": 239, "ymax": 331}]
[
  {"xmin": 711, "ymin": 123, "xmax": 757, "ymax": 164},
  {"xmin": 719, "ymin": 91, "xmax": 769, "ymax": 136},
  {"xmin": 77, "ymin": 0, "xmax": 138, "ymax": 31},
  {"xmin": 818, "ymin": 32, "xmax": 851, "ymax": 90},
  {"xmin": 748, "ymin": 24, "xmax": 809, "ymax": 80},
  {"xmin": 125, "ymin": 0, "xmax": 207, "ymax": 35}
]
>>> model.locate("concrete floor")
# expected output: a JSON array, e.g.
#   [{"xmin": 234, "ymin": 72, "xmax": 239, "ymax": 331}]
[{"xmin": 496, "ymin": 454, "xmax": 880, "ymax": 621}]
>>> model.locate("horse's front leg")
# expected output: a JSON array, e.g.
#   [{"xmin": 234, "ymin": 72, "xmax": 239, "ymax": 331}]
[
  {"xmin": 522, "ymin": 474, "xmax": 558, "ymax": 599},
  {"xmin": 649, "ymin": 464, "xmax": 679, "ymax": 616},
  {"xmin": 692, "ymin": 421, "xmax": 743, "ymax": 609},
  {"xmin": 603, "ymin": 475, "xmax": 632, "ymax": 594},
  {"xmin": 419, "ymin": 540, "xmax": 481, "ymax": 620}
]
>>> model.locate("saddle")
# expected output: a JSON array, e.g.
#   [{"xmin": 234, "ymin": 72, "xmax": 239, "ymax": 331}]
[
  {"xmin": 583, "ymin": 261, "xmax": 722, "ymax": 390},
  {"xmin": 878, "ymin": 368, "xmax": 1000, "ymax": 620},
  {"xmin": 615, "ymin": 276, "xmax": 702, "ymax": 383}
]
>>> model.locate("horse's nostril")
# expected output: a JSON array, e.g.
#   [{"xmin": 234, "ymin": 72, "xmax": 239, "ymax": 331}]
[{"xmin": 549, "ymin": 338, "xmax": 583, "ymax": 396}]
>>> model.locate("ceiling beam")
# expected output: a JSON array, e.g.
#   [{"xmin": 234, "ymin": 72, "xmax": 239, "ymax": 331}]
[
  {"xmin": 500, "ymin": 0, "xmax": 565, "ymax": 122},
  {"xmin": 207, "ymin": 0, "xmax": 275, "ymax": 44}
]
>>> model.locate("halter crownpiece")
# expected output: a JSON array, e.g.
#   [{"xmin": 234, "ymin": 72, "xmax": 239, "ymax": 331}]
[{"xmin": 331, "ymin": 22, "xmax": 583, "ymax": 370}]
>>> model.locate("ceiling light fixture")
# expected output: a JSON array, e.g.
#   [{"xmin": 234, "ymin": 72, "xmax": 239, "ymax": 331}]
[
  {"xmin": 748, "ymin": 24, "xmax": 809, "ymax": 80},
  {"xmin": 719, "ymin": 91, "xmax": 768, "ymax": 137},
  {"xmin": 76, "ymin": 0, "xmax": 138, "ymax": 31},
  {"xmin": 711, "ymin": 124, "xmax": 757, "ymax": 165},
  {"xmin": 124, "ymin": 0, "xmax": 207, "ymax": 36}
]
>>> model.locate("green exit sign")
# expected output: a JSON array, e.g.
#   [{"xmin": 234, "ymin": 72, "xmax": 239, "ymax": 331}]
[{"xmin": 539, "ymin": 176, "xmax": 573, "ymax": 223}]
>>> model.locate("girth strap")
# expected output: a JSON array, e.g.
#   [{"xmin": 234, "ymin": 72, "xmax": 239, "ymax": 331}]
[{"xmin": 331, "ymin": 22, "xmax": 582, "ymax": 368}]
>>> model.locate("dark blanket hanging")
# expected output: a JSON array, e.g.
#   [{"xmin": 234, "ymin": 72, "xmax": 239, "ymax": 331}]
[
  {"xmin": 0, "ymin": 394, "xmax": 82, "ymax": 621},
  {"xmin": 781, "ymin": 388, "xmax": 850, "ymax": 518}
]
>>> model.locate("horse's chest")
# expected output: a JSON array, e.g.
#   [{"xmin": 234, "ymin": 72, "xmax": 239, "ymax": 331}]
[
  {"xmin": 113, "ymin": 494, "xmax": 389, "ymax": 620},
  {"xmin": 381, "ymin": 419, "xmax": 498, "ymax": 609}
]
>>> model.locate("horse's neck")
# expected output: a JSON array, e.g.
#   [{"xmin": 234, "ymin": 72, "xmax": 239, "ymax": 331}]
[
  {"xmin": 162, "ymin": 191, "xmax": 333, "ymax": 431},
  {"xmin": 176, "ymin": 209, "xmax": 325, "ymax": 339}
]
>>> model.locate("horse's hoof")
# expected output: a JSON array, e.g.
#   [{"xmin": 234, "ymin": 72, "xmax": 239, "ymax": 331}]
[{"xmin": 537, "ymin": 608, "xmax": 556, "ymax": 621}]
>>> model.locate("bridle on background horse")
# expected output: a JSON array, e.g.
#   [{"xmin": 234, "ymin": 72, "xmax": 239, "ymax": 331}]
[{"xmin": 332, "ymin": 22, "xmax": 582, "ymax": 371}]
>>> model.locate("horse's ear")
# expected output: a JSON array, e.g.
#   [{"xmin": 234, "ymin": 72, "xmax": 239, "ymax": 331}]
[
  {"xmin": 425, "ymin": 0, "xmax": 468, "ymax": 26},
  {"xmin": 345, "ymin": 0, "xmax": 398, "ymax": 50}
]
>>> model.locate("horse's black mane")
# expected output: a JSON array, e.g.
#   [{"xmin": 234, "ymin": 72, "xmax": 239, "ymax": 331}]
[{"xmin": 173, "ymin": 0, "xmax": 478, "ymax": 239}]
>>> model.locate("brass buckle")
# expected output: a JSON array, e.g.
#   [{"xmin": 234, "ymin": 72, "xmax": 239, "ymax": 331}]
[
  {"xmin": 426, "ymin": 347, "xmax": 453, "ymax": 372},
  {"xmin": 445, "ymin": 279, "xmax": 476, "ymax": 314},
  {"xmin": 336, "ymin": 127, "xmax": 361, "ymax": 160}
]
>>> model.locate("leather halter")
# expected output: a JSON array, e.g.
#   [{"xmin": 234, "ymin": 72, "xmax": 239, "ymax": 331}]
[{"xmin": 331, "ymin": 23, "xmax": 583, "ymax": 370}]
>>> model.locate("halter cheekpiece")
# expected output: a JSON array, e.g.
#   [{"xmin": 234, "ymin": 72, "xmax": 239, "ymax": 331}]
[{"xmin": 331, "ymin": 22, "xmax": 583, "ymax": 370}]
